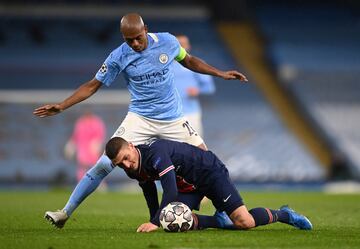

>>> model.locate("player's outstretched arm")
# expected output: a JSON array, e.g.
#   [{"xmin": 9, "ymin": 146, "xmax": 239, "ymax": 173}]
[
  {"xmin": 33, "ymin": 78, "xmax": 103, "ymax": 118},
  {"xmin": 179, "ymin": 54, "xmax": 248, "ymax": 82}
]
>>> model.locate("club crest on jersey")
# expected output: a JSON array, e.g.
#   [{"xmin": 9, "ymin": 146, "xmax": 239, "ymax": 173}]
[
  {"xmin": 115, "ymin": 127, "xmax": 125, "ymax": 136},
  {"xmin": 159, "ymin": 53, "xmax": 168, "ymax": 64},
  {"xmin": 99, "ymin": 63, "xmax": 107, "ymax": 74}
]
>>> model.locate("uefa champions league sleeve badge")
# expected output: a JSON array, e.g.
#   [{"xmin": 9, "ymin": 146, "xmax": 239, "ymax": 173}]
[{"xmin": 99, "ymin": 63, "xmax": 108, "ymax": 74}]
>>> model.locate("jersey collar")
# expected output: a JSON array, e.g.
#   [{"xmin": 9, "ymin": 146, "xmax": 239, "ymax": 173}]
[{"xmin": 143, "ymin": 33, "xmax": 158, "ymax": 52}]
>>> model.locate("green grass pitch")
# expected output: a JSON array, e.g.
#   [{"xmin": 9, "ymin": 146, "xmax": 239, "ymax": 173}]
[{"xmin": 0, "ymin": 191, "xmax": 359, "ymax": 249}]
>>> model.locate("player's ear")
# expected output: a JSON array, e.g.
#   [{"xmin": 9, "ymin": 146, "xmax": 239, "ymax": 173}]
[
  {"xmin": 144, "ymin": 25, "xmax": 148, "ymax": 33},
  {"xmin": 128, "ymin": 142, "xmax": 135, "ymax": 149}
]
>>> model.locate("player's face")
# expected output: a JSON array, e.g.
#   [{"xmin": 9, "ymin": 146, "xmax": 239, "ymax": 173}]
[
  {"xmin": 112, "ymin": 143, "xmax": 139, "ymax": 171},
  {"xmin": 122, "ymin": 26, "xmax": 148, "ymax": 52}
]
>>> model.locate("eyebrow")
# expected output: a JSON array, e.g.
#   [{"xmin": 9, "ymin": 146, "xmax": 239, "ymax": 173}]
[
  {"xmin": 112, "ymin": 154, "xmax": 124, "ymax": 166},
  {"xmin": 125, "ymin": 34, "xmax": 143, "ymax": 41}
]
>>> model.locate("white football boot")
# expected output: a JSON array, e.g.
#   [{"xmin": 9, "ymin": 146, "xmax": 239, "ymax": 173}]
[{"xmin": 44, "ymin": 210, "xmax": 69, "ymax": 228}]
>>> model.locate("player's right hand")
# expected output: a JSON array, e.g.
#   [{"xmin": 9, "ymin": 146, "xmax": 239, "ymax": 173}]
[{"xmin": 33, "ymin": 104, "xmax": 62, "ymax": 117}]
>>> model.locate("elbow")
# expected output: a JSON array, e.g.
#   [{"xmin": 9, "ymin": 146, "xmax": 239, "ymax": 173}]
[{"xmin": 85, "ymin": 79, "xmax": 102, "ymax": 94}]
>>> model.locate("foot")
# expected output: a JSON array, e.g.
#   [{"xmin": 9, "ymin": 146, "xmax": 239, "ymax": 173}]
[
  {"xmin": 280, "ymin": 205, "xmax": 313, "ymax": 230},
  {"xmin": 44, "ymin": 210, "xmax": 69, "ymax": 228},
  {"xmin": 214, "ymin": 210, "xmax": 235, "ymax": 230}
]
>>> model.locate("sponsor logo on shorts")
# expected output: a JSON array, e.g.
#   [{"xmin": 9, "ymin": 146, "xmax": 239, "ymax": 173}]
[
  {"xmin": 223, "ymin": 194, "xmax": 231, "ymax": 203},
  {"xmin": 159, "ymin": 53, "xmax": 168, "ymax": 64}
]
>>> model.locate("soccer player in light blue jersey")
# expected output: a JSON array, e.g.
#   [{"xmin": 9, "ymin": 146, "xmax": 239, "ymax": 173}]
[
  {"xmin": 174, "ymin": 34, "xmax": 216, "ymax": 137},
  {"xmin": 33, "ymin": 13, "xmax": 248, "ymax": 228}
]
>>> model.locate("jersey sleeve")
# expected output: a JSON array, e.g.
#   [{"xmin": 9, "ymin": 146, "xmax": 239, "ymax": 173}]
[
  {"xmin": 163, "ymin": 33, "xmax": 183, "ymax": 62},
  {"xmin": 139, "ymin": 181, "xmax": 159, "ymax": 221},
  {"xmin": 149, "ymin": 148, "xmax": 178, "ymax": 226},
  {"xmin": 95, "ymin": 51, "xmax": 122, "ymax": 86}
]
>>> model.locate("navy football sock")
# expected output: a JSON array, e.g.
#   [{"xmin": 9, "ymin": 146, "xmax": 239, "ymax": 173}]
[
  {"xmin": 192, "ymin": 214, "xmax": 219, "ymax": 230},
  {"xmin": 276, "ymin": 209, "xmax": 290, "ymax": 224},
  {"xmin": 249, "ymin": 207, "xmax": 289, "ymax": 226}
]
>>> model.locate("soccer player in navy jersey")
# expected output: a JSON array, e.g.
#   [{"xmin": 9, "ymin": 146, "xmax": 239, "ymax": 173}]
[
  {"xmin": 105, "ymin": 137, "xmax": 313, "ymax": 232},
  {"xmin": 35, "ymin": 13, "xmax": 248, "ymax": 228}
]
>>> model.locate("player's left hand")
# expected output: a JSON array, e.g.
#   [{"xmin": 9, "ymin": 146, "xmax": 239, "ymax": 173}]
[
  {"xmin": 136, "ymin": 222, "xmax": 159, "ymax": 233},
  {"xmin": 220, "ymin": 71, "xmax": 248, "ymax": 82}
]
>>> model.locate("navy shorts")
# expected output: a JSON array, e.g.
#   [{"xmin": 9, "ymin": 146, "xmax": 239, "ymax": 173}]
[
  {"xmin": 205, "ymin": 167, "xmax": 244, "ymax": 215},
  {"xmin": 177, "ymin": 191, "xmax": 204, "ymax": 211},
  {"xmin": 178, "ymin": 168, "xmax": 243, "ymax": 215}
]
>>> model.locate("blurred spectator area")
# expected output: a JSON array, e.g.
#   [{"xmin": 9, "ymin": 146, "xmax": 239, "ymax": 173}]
[{"xmin": 254, "ymin": 3, "xmax": 360, "ymax": 178}]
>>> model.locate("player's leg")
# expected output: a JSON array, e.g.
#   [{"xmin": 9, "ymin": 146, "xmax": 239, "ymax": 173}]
[
  {"xmin": 63, "ymin": 113, "xmax": 155, "ymax": 212},
  {"xmin": 228, "ymin": 205, "xmax": 255, "ymax": 229},
  {"xmin": 157, "ymin": 116, "xmax": 208, "ymax": 150},
  {"xmin": 176, "ymin": 192, "xmax": 233, "ymax": 230},
  {"xmin": 177, "ymin": 192, "xmax": 216, "ymax": 230},
  {"xmin": 205, "ymin": 171, "xmax": 249, "ymax": 229},
  {"xmin": 45, "ymin": 154, "xmax": 114, "ymax": 228},
  {"xmin": 229, "ymin": 205, "xmax": 313, "ymax": 230},
  {"xmin": 208, "ymin": 170, "xmax": 311, "ymax": 230},
  {"xmin": 45, "ymin": 113, "xmax": 154, "ymax": 228},
  {"xmin": 210, "ymin": 183, "xmax": 288, "ymax": 230}
]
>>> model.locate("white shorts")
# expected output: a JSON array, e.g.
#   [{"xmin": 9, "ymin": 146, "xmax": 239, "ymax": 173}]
[{"xmin": 112, "ymin": 112, "xmax": 204, "ymax": 146}]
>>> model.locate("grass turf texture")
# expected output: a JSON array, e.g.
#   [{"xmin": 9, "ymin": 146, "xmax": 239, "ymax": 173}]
[{"xmin": 0, "ymin": 191, "xmax": 359, "ymax": 249}]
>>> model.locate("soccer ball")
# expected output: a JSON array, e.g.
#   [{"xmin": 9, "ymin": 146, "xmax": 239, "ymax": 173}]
[{"xmin": 159, "ymin": 202, "xmax": 193, "ymax": 232}]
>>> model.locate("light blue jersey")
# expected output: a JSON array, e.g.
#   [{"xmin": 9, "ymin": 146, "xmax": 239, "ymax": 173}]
[
  {"xmin": 173, "ymin": 62, "xmax": 215, "ymax": 114},
  {"xmin": 95, "ymin": 32, "xmax": 183, "ymax": 120}
]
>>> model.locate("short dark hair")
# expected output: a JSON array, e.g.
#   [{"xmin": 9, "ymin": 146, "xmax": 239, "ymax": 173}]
[{"xmin": 105, "ymin": 137, "xmax": 128, "ymax": 160}]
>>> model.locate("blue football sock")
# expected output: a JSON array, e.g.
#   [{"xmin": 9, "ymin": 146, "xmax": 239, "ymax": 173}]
[
  {"xmin": 63, "ymin": 155, "xmax": 114, "ymax": 216},
  {"xmin": 249, "ymin": 207, "xmax": 289, "ymax": 226}
]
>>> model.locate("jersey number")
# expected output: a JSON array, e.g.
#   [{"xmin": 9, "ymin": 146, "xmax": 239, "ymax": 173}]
[{"xmin": 183, "ymin": 121, "xmax": 197, "ymax": 136}]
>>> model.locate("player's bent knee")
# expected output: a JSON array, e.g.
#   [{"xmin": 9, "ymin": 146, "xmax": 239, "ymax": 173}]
[
  {"xmin": 232, "ymin": 218, "xmax": 254, "ymax": 229},
  {"xmin": 230, "ymin": 205, "xmax": 256, "ymax": 229}
]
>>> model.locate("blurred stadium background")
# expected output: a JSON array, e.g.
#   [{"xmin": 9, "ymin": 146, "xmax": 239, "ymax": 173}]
[{"xmin": 0, "ymin": 0, "xmax": 359, "ymax": 191}]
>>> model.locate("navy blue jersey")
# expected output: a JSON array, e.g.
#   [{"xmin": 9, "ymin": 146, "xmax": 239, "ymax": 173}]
[{"xmin": 123, "ymin": 139, "xmax": 228, "ymax": 226}]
